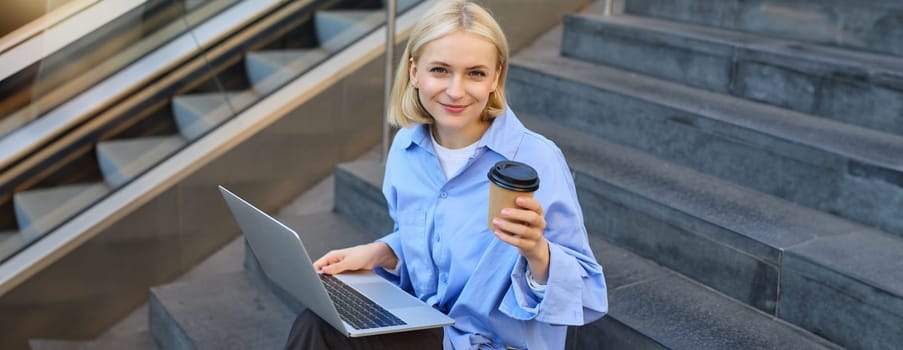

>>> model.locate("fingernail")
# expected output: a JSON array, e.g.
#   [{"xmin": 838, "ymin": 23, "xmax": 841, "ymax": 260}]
[
  {"xmin": 501, "ymin": 209, "xmax": 511, "ymax": 216},
  {"xmin": 492, "ymin": 218, "xmax": 501, "ymax": 225}
]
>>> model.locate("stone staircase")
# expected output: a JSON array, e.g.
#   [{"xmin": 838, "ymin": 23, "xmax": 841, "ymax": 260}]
[{"xmin": 505, "ymin": 1, "xmax": 902, "ymax": 349}]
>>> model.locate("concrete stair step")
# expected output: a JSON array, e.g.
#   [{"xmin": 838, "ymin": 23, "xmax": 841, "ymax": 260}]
[
  {"xmin": 149, "ymin": 271, "xmax": 295, "ymax": 350},
  {"xmin": 13, "ymin": 182, "xmax": 110, "ymax": 239},
  {"xmin": 333, "ymin": 160, "xmax": 392, "ymax": 235},
  {"xmin": 96, "ymin": 136, "xmax": 186, "ymax": 188},
  {"xmin": 508, "ymin": 26, "xmax": 903, "ymax": 239},
  {"xmin": 244, "ymin": 49, "xmax": 329, "ymax": 94},
  {"xmin": 28, "ymin": 333, "xmax": 156, "ymax": 350},
  {"xmin": 314, "ymin": 9, "xmax": 384, "ymax": 53},
  {"xmin": 562, "ymin": 13, "xmax": 903, "ymax": 137},
  {"xmin": 575, "ymin": 235, "xmax": 839, "ymax": 350},
  {"xmin": 171, "ymin": 91, "xmax": 260, "ymax": 140},
  {"xmin": 330, "ymin": 158, "xmax": 850, "ymax": 349},
  {"xmin": 622, "ymin": 0, "xmax": 903, "ymax": 57},
  {"xmin": 520, "ymin": 113, "xmax": 903, "ymax": 350}
]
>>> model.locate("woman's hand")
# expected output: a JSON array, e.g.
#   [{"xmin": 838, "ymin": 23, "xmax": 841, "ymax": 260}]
[
  {"xmin": 491, "ymin": 196, "xmax": 550, "ymax": 284},
  {"xmin": 313, "ymin": 242, "xmax": 398, "ymax": 275}
]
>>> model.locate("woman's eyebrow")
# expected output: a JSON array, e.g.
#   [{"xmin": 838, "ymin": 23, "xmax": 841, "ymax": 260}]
[{"xmin": 425, "ymin": 61, "xmax": 490, "ymax": 70}]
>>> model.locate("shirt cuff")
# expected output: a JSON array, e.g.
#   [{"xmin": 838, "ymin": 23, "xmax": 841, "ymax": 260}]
[
  {"xmin": 500, "ymin": 242, "xmax": 588, "ymax": 324},
  {"xmin": 525, "ymin": 269, "xmax": 547, "ymax": 298},
  {"xmin": 383, "ymin": 260, "xmax": 401, "ymax": 275},
  {"xmin": 374, "ymin": 233, "xmax": 404, "ymax": 278},
  {"xmin": 499, "ymin": 256, "xmax": 542, "ymax": 320}
]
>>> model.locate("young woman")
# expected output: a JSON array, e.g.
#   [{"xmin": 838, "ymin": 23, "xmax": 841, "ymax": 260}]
[{"xmin": 285, "ymin": 1, "xmax": 607, "ymax": 348}]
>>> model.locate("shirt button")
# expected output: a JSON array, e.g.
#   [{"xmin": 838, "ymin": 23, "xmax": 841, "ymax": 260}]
[
  {"xmin": 440, "ymin": 273, "xmax": 448, "ymax": 283},
  {"xmin": 439, "ymin": 191, "xmax": 448, "ymax": 198}
]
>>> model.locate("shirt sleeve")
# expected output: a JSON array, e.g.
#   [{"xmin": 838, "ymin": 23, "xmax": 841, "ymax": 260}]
[{"xmin": 499, "ymin": 143, "xmax": 608, "ymax": 326}]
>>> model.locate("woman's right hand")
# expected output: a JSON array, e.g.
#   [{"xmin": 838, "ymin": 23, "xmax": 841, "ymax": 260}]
[{"xmin": 313, "ymin": 242, "xmax": 398, "ymax": 275}]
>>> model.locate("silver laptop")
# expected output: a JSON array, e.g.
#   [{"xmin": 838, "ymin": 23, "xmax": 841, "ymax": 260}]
[{"xmin": 219, "ymin": 186, "xmax": 454, "ymax": 337}]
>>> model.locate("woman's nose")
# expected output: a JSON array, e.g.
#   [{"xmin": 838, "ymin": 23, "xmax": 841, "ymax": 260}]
[{"xmin": 445, "ymin": 76, "xmax": 465, "ymax": 99}]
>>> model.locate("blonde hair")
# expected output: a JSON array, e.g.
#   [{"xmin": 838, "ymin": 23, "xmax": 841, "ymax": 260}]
[{"xmin": 388, "ymin": 0, "xmax": 509, "ymax": 128}]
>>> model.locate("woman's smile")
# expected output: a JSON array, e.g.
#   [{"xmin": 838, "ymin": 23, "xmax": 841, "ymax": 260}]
[{"xmin": 440, "ymin": 102, "xmax": 469, "ymax": 114}]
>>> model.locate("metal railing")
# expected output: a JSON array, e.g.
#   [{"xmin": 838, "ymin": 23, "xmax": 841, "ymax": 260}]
[{"xmin": 383, "ymin": 0, "xmax": 397, "ymax": 163}]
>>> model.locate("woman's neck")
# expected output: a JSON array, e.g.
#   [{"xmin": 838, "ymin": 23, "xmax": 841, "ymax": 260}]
[{"xmin": 431, "ymin": 119, "xmax": 491, "ymax": 149}]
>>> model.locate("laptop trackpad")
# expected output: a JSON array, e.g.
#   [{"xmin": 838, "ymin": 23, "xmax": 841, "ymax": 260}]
[{"xmin": 352, "ymin": 282, "xmax": 423, "ymax": 309}]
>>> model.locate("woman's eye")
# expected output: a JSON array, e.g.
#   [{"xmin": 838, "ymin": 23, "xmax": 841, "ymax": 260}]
[
  {"xmin": 430, "ymin": 67, "xmax": 448, "ymax": 74},
  {"xmin": 469, "ymin": 70, "xmax": 487, "ymax": 78}
]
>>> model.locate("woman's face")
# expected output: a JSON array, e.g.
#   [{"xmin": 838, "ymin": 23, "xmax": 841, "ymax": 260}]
[{"xmin": 410, "ymin": 31, "xmax": 501, "ymax": 143}]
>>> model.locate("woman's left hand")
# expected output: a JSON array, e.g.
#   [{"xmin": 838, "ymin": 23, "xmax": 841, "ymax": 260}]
[{"xmin": 491, "ymin": 196, "xmax": 550, "ymax": 283}]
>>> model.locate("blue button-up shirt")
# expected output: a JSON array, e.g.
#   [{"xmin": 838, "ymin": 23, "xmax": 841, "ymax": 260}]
[{"xmin": 377, "ymin": 107, "xmax": 608, "ymax": 349}]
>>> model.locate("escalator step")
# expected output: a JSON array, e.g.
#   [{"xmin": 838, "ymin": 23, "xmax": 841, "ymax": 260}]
[
  {"xmin": 171, "ymin": 91, "xmax": 260, "ymax": 140},
  {"xmin": 96, "ymin": 136, "xmax": 186, "ymax": 188},
  {"xmin": 315, "ymin": 10, "xmax": 383, "ymax": 53},
  {"xmin": 13, "ymin": 183, "xmax": 109, "ymax": 238},
  {"xmin": 245, "ymin": 48, "xmax": 328, "ymax": 94}
]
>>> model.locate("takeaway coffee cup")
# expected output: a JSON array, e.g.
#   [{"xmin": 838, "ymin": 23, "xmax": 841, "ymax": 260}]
[{"xmin": 488, "ymin": 161, "xmax": 540, "ymax": 231}]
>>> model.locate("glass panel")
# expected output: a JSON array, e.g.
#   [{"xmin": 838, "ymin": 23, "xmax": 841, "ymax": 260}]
[
  {"xmin": 0, "ymin": 0, "xmax": 425, "ymax": 264},
  {"xmin": 0, "ymin": 0, "xmax": 239, "ymax": 263},
  {"xmin": 0, "ymin": 0, "xmax": 240, "ymax": 139}
]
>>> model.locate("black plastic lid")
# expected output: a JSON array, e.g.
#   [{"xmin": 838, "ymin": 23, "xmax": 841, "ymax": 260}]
[{"xmin": 487, "ymin": 161, "xmax": 539, "ymax": 192}]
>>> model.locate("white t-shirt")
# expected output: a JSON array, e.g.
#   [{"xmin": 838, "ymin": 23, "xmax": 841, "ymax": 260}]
[{"xmin": 431, "ymin": 133, "xmax": 479, "ymax": 179}]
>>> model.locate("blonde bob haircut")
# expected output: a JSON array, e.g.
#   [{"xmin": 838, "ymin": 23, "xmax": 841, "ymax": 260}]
[{"xmin": 388, "ymin": 0, "xmax": 509, "ymax": 128}]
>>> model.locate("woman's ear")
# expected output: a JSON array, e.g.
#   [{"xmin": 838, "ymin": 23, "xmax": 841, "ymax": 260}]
[
  {"xmin": 409, "ymin": 57, "xmax": 418, "ymax": 89},
  {"xmin": 490, "ymin": 62, "xmax": 503, "ymax": 92}
]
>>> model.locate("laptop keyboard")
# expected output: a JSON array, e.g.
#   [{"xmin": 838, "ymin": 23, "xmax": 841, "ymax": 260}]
[{"xmin": 319, "ymin": 274, "xmax": 408, "ymax": 330}]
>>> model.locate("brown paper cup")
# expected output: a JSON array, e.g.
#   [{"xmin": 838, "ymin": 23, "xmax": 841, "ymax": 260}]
[
  {"xmin": 487, "ymin": 161, "xmax": 540, "ymax": 231},
  {"xmin": 488, "ymin": 182, "xmax": 534, "ymax": 230}
]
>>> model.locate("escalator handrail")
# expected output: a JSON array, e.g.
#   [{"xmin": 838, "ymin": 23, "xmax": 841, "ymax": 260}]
[
  {"xmin": 0, "ymin": 0, "xmax": 100, "ymax": 54},
  {"xmin": 0, "ymin": 0, "xmax": 285, "ymax": 173},
  {"xmin": 0, "ymin": 0, "xmax": 148, "ymax": 84}
]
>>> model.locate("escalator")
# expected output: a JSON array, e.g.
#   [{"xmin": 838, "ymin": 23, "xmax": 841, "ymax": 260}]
[
  {"xmin": 0, "ymin": 0, "xmax": 420, "ymax": 347},
  {"xmin": 0, "ymin": 0, "xmax": 416, "ymax": 264}
]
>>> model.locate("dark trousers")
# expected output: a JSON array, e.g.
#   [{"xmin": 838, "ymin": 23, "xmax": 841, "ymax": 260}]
[{"xmin": 284, "ymin": 310, "xmax": 444, "ymax": 350}]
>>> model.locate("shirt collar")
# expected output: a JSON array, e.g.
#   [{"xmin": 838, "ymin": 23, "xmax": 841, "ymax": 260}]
[
  {"xmin": 403, "ymin": 105, "xmax": 525, "ymax": 160},
  {"xmin": 477, "ymin": 106, "xmax": 524, "ymax": 160}
]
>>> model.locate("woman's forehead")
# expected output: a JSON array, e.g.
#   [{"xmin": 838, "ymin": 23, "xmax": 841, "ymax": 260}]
[{"xmin": 417, "ymin": 31, "xmax": 498, "ymax": 66}]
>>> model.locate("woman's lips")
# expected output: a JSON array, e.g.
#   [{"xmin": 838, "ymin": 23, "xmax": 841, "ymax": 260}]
[{"xmin": 440, "ymin": 103, "xmax": 468, "ymax": 114}]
